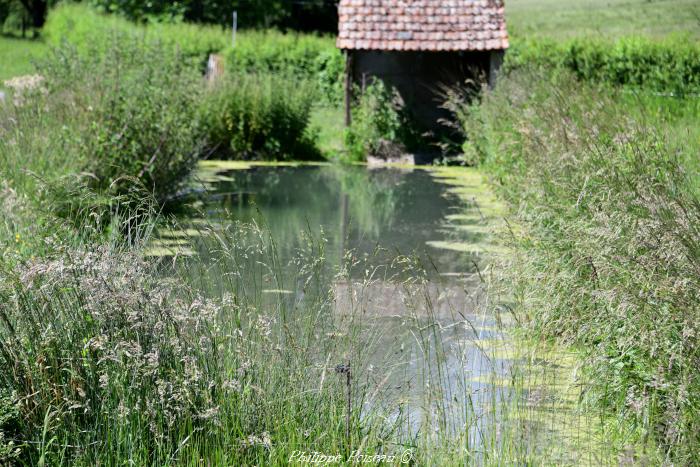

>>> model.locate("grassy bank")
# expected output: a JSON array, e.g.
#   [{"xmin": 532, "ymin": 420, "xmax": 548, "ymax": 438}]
[
  {"xmin": 0, "ymin": 225, "xmax": 372, "ymax": 465},
  {"xmin": 455, "ymin": 68, "xmax": 700, "ymax": 461}
]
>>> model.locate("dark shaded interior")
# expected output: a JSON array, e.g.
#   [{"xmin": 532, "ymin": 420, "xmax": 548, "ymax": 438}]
[{"xmin": 349, "ymin": 50, "xmax": 499, "ymax": 152}]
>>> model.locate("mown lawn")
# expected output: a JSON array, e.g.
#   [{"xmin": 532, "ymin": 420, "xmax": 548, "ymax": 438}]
[
  {"xmin": 0, "ymin": 35, "xmax": 47, "ymax": 84},
  {"xmin": 507, "ymin": 0, "xmax": 700, "ymax": 38}
]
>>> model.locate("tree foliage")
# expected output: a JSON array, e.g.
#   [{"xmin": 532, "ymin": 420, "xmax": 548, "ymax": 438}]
[
  {"xmin": 88, "ymin": 0, "xmax": 338, "ymax": 31},
  {"xmin": 0, "ymin": 0, "xmax": 58, "ymax": 30}
]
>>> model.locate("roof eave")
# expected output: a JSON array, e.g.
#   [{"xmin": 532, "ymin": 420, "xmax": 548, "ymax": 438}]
[{"xmin": 336, "ymin": 41, "xmax": 510, "ymax": 52}]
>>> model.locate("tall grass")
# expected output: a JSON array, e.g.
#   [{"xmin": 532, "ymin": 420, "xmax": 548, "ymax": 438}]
[
  {"xmin": 0, "ymin": 209, "xmax": 623, "ymax": 464},
  {"xmin": 455, "ymin": 68, "xmax": 700, "ymax": 462},
  {"xmin": 200, "ymin": 73, "xmax": 321, "ymax": 161},
  {"xmin": 0, "ymin": 38, "xmax": 205, "ymax": 238}
]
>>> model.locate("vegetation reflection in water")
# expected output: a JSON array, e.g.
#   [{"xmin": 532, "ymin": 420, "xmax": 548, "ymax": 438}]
[{"xmin": 148, "ymin": 162, "xmax": 619, "ymax": 464}]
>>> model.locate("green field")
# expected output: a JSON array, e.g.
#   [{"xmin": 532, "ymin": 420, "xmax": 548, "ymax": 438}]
[
  {"xmin": 0, "ymin": 35, "xmax": 47, "ymax": 84},
  {"xmin": 507, "ymin": 0, "xmax": 700, "ymax": 38}
]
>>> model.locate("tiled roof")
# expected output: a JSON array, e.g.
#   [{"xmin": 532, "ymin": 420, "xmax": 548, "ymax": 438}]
[{"xmin": 337, "ymin": 0, "xmax": 508, "ymax": 52}]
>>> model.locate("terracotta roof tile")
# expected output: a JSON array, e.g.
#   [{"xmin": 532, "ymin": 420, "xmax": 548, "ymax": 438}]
[{"xmin": 337, "ymin": 0, "xmax": 508, "ymax": 51}]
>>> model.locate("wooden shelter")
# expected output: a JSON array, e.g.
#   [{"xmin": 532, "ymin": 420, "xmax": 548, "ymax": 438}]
[{"xmin": 337, "ymin": 0, "xmax": 509, "ymax": 131}]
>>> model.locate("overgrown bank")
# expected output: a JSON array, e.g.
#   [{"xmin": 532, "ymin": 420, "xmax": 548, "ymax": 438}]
[
  {"xmin": 457, "ymin": 68, "xmax": 700, "ymax": 461},
  {"xmin": 3, "ymin": 2, "xmax": 700, "ymax": 463},
  {"xmin": 41, "ymin": 3, "xmax": 341, "ymax": 164}
]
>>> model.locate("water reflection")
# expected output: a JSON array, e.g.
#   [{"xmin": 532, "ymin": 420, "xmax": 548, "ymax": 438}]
[
  {"xmin": 152, "ymin": 164, "xmax": 611, "ymax": 461},
  {"xmin": 183, "ymin": 164, "xmax": 491, "ymax": 279},
  {"xmin": 162, "ymin": 163, "xmax": 512, "ymax": 440}
]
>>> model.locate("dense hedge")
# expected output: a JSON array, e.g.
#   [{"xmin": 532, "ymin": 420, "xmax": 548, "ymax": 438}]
[
  {"xmin": 44, "ymin": 3, "xmax": 228, "ymax": 65},
  {"xmin": 507, "ymin": 35, "xmax": 700, "ymax": 95},
  {"xmin": 223, "ymin": 31, "xmax": 344, "ymax": 103},
  {"xmin": 44, "ymin": 5, "xmax": 345, "ymax": 104}
]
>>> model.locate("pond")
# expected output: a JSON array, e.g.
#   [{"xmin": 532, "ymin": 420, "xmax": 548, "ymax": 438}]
[
  {"xmin": 151, "ymin": 162, "xmax": 605, "ymax": 461},
  {"xmin": 161, "ymin": 162, "xmax": 509, "ymax": 420},
  {"xmin": 189, "ymin": 162, "xmax": 502, "ymax": 275}
]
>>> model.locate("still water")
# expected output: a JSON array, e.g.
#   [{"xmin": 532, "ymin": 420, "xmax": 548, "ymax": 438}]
[
  {"xmin": 156, "ymin": 162, "xmax": 514, "ymax": 442},
  {"xmin": 190, "ymin": 163, "xmax": 498, "ymax": 275}
]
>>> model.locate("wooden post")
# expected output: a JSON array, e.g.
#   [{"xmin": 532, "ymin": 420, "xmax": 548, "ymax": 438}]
[
  {"xmin": 344, "ymin": 51, "xmax": 354, "ymax": 127},
  {"xmin": 488, "ymin": 50, "xmax": 505, "ymax": 90},
  {"xmin": 232, "ymin": 11, "xmax": 237, "ymax": 48}
]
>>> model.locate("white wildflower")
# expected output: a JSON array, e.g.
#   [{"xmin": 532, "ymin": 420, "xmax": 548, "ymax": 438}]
[
  {"xmin": 222, "ymin": 379, "xmax": 241, "ymax": 393},
  {"xmin": 241, "ymin": 432, "xmax": 272, "ymax": 449}
]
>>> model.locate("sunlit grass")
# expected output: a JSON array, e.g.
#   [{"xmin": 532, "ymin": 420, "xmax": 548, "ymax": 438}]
[
  {"xmin": 310, "ymin": 105, "xmax": 346, "ymax": 159},
  {"xmin": 506, "ymin": 0, "xmax": 700, "ymax": 39},
  {"xmin": 0, "ymin": 35, "xmax": 47, "ymax": 86}
]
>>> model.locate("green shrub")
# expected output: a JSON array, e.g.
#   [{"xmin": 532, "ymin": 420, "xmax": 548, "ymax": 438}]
[
  {"xmin": 459, "ymin": 68, "xmax": 700, "ymax": 461},
  {"xmin": 201, "ymin": 72, "xmax": 320, "ymax": 161},
  {"xmin": 0, "ymin": 37, "xmax": 205, "ymax": 235},
  {"xmin": 507, "ymin": 34, "xmax": 700, "ymax": 95},
  {"xmin": 44, "ymin": 3, "xmax": 227, "ymax": 65},
  {"xmin": 343, "ymin": 82, "xmax": 409, "ymax": 162},
  {"xmin": 43, "ymin": 40, "xmax": 204, "ymax": 204}
]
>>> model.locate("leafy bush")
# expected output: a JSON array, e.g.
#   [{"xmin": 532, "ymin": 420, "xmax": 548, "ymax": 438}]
[
  {"xmin": 44, "ymin": 3, "xmax": 227, "ymax": 65},
  {"xmin": 343, "ymin": 82, "xmax": 409, "ymax": 162},
  {"xmin": 201, "ymin": 72, "xmax": 320, "ymax": 161},
  {"xmin": 507, "ymin": 34, "xmax": 700, "ymax": 95},
  {"xmin": 459, "ymin": 68, "xmax": 700, "ymax": 461},
  {"xmin": 45, "ymin": 40, "xmax": 204, "ymax": 203},
  {"xmin": 0, "ymin": 37, "xmax": 205, "ymax": 235},
  {"xmin": 224, "ymin": 30, "xmax": 343, "ymax": 103}
]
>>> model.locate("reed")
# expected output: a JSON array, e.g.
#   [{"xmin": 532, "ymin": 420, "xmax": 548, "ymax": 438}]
[{"xmin": 453, "ymin": 67, "xmax": 700, "ymax": 462}]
